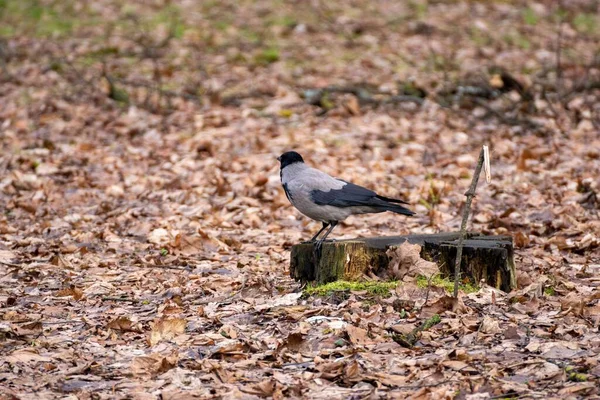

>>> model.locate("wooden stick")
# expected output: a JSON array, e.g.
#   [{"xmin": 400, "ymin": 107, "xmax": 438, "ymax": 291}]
[
  {"xmin": 101, "ymin": 296, "xmax": 142, "ymax": 303},
  {"xmin": 453, "ymin": 147, "xmax": 486, "ymax": 298},
  {"xmin": 483, "ymin": 145, "xmax": 491, "ymax": 184}
]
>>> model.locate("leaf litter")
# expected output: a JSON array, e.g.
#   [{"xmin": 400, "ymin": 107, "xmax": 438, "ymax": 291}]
[{"xmin": 0, "ymin": 0, "xmax": 599, "ymax": 398}]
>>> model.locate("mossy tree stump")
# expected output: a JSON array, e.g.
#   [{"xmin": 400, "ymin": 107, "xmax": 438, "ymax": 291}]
[{"xmin": 290, "ymin": 232, "xmax": 516, "ymax": 292}]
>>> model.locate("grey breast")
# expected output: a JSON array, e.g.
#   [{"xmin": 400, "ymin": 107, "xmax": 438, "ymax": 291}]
[{"xmin": 281, "ymin": 164, "xmax": 349, "ymax": 222}]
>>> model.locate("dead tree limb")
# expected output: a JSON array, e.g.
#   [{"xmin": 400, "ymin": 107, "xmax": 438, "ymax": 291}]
[{"xmin": 453, "ymin": 148, "xmax": 485, "ymax": 298}]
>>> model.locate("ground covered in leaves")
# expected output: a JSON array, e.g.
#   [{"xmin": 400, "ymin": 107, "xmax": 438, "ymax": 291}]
[{"xmin": 0, "ymin": 0, "xmax": 599, "ymax": 398}]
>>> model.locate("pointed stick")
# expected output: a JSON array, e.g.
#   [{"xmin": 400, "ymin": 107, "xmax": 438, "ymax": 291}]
[{"xmin": 453, "ymin": 147, "xmax": 486, "ymax": 298}]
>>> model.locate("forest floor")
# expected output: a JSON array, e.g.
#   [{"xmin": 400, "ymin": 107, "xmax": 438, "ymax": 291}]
[{"xmin": 0, "ymin": 0, "xmax": 599, "ymax": 398}]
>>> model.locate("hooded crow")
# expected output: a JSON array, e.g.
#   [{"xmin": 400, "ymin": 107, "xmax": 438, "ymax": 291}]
[{"xmin": 278, "ymin": 151, "xmax": 415, "ymax": 246}]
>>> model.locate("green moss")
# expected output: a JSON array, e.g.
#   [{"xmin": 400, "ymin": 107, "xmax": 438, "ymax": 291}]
[
  {"xmin": 544, "ymin": 287, "xmax": 555, "ymax": 296},
  {"xmin": 419, "ymin": 174, "xmax": 442, "ymax": 210},
  {"xmin": 391, "ymin": 313, "xmax": 441, "ymax": 348},
  {"xmin": 151, "ymin": 5, "xmax": 186, "ymax": 38},
  {"xmin": 254, "ymin": 47, "xmax": 280, "ymax": 65},
  {"xmin": 503, "ymin": 31, "xmax": 531, "ymax": 50},
  {"xmin": 469, "ymin": 27, "xmax": 492, "ymax": 46},
  {"xmin": 319, "ymin": 91, "xmax": 335, "ymax": 111},
  {"xmin": 408, "ymin": 0, "xmax": 428, "ymax": 20},
  {"xmin": 522, "ymin": 8, "xmax": 538, "ymax": 25},
  {"xmin": 267, "ymin": 15, "xmax": 296, "ymax": 28},
  {"xmin": 109, "ymin": 85, "xmax": 129, "ymax": 104},
  {"xmin": 278, "ymin": 109, "xmax": 293, "ymax": 118},
  {"xmin": 416, "ymin": 274, "xmax": 478, "ymax": 294},
  {"xmin": 214, "ymin": 20, "xmax": 230, "ymax": 31},
  {"xmin": 0, "ymin": 0, "xmax": 98, "ymax": 38},
  {"xmin": 422, "ymin": 314, "xmax": 441, "ymax": 330},
  {"xmin": 568, "ymin": 372, "xmax": 588, "ymax": 382},
  {"xmin": 305, "ymin": 280, "xmax": 398, "ymax": 297},
  {"xmin": 573, "ymin": 13, "xmax": 598, "ymax": 35}
]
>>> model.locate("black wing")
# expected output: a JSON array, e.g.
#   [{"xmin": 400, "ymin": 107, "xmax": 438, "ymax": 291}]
[
  {"xmin": 311, "ymin": 181, "xmax": 377, "ymax": 207},
  {"xmin": 311, "ymin": 180, "xmax": 414, "ymax": 216}
]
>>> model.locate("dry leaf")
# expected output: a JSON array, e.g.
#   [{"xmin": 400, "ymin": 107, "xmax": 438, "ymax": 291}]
[
  {"xmin": 107, "ymin": 317, "xmax": 139, "ymax": 332},
  {"xmin": 149, "ymin": 318, "xmax": 186, "ymax": 346},
  {"xmin": 386, "ymin": 242, "xmax": 439, "ymax": 280},
  {"xmin": 254, "ymin": 292, "xmax": 302, "ymax": 311},
  {"xmin": 131, "ymin": 353, "xmax": 178, "ymax": 376},
  {"xmin": 479, "ymin": 316, "xmax": 500, "ymax": 335},
  {"xmin": 6, "ymin": 349, "xmax": 53, "ymax": 364},
  {"xmin": 55, "ymin": 286, "xmax": 84, "ymax": 300},
  {"xmin": 346, "ymin": 325, "xmax": 375, "ymax": 346},
  {"xmin": 148, "ymin": 228, "xmax": 172, "ymax": 245},
  {"xmin": 343, "ymin": 95, "xmax": 361, "ymax": 115}
]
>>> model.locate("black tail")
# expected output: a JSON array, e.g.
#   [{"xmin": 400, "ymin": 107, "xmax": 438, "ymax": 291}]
[
  {"xmin": 380, "ymin": 203, "xmax": 415, "ymax": 216},
  {"xmin": 376, "ymin": 194, "xmax": 410, "ymax": 205},
  {"xmin": 373, "ymin": 196, "xmax": 415, "ymax": 216}
]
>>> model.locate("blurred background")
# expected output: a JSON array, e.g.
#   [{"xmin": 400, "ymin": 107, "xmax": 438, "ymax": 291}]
[{"xmin": 1, "ymin": 0, "xmax": 599, "ymax": 246}]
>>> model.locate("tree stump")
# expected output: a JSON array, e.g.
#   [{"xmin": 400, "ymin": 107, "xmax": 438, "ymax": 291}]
[{"xmin": 290, "ymin": 233, "xmax": 516, "ymax": 292}]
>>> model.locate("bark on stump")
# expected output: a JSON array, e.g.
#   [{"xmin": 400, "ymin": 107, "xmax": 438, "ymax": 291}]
[{"xmin": 290, "ymin": 232, "xmax": 516, "ymax": 292}]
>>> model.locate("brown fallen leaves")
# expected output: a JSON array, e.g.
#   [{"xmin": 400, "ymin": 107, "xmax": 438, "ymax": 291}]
[
  {"xmin": 386, "ymin": 242, "xmax": 438, "ymax": 280},
  {"xmin": 131, "ymin": 353, "xmax": 179, "ymax": 376},
  {"xmin": 1, "ymin": 0, "xmax": 599, "ymax": 398},
  {"xmin": 149, "ymin": 318, "xmax": 187, "ymax": 346}
]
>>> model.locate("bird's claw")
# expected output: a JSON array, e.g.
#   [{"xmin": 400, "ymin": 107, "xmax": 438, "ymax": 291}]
[{"xmin": 313, "ymin": 240, "xmax": 324, "ymax": 260}]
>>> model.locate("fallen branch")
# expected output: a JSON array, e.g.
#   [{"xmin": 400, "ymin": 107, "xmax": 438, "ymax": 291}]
[
  {"xmin": 303, "ymin": 85, "xmax": 425, "ymax": 110},
  {"xmin": 391, "ymin": 314, "xmax": 441, "ymax": 348},
  {"xmin": 190, "ymin": 275, "xmax": 247, "ymax": 305},
  {"xmin": 113, "ymin": 76, "xmax": 202, "ymax": 104},
  {"xmin": 101, "ymin": 296, "xmax": 142, "ymax": 303},
  {"xmin": 453, "ymin": 147, "xmax": 486, "ymax": 298},
  {"xmin": 472, "ymin": 98, "xmax": 541, "ymax": 130},
  {"xmin": 0, "ymin": 260, "xmax": 22, "ymax": 268},
  {"xmin": 418, "ymin": 272, "xmax": 437, "ymax": 314}
]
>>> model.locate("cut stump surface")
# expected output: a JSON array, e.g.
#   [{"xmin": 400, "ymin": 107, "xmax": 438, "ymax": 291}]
[{"xmin": 290, "ymin": 232, "xmax": 516, "ymax": 292}]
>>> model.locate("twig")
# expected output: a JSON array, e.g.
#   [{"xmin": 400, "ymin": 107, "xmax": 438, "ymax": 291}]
[
  {"xmin": 115, "ymin": 77, "xmax": 201, "ymax": 103},
  {"xmin": 134, "ymin": 256, "xmax": 190, "ymax": 270},
  {"xmin": 554, "ymin": 1, "xmax": 564, "ymax": 98},
  {"xmin": 489, "ymin": 392, "xmax": 522, "ymax": 400},
  {"xmin": 393, "ymin": 364, "xmax": 471, "ymax": 389},
  {"xmin": 304, "ymin": 85, "xmax": 425, "ymax": 110},
  {"xmin": 391, "ymin": 314, "xmax": 441, "ymax": 348},
  {"xmin": 419, "ymin": 271, "xmax": 438, "ymax": 313},
  {"xmin": 384, "ymin": 95, "xmax": 425, "ymax": 105},
  {"xmin": 139, "ymin": 263, "xmax": 190, "ymax": 270},
  {"xmin": 101, "ymin": 296, "xmax": 142, "ymax": 303},
  {"xmin": 472, "ymin": 98, "xmax": 541, "ymax": 130},
  {"xmin": 42, "ymin": 320, "xmax": 87, "ymax": 326},
  {"xmin": 190, "ymin": 275, "xmax": 248, "ymax": 305},
  {"xmin": 0, "ymin": 260, "xmax": 22, "ymax": 268},
  {"xmin": 453, "ymin": 147, "xmax": 485, "ymax": 298},
  {"xmin": 483, "ymin": 145, "xmax": 491, "ymax": 184},
  {"xmin": 0, "ymin": 39, "xmax": 13, "ymax": 81}
]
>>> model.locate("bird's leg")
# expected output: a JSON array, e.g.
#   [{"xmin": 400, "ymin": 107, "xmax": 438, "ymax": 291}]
[
  {"xmin": 313, "ymin": 221, "xmax": 338, "ymax": 259},
  {"xmin": 318, "ymin": 221, "xmax": 338, "ymax": 242},
  {"xmin": 303, "ymin": 222, "xmax": 329, "ymax": 244}
]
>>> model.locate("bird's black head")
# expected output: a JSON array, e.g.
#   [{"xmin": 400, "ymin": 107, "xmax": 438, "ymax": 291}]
[{"xmin": 277, "ymin": 151, "xmax": 304, "ymax": 169}]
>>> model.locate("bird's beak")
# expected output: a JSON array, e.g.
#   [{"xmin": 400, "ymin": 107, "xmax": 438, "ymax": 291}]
[{"xmin": 277, "ymin": 156, "xmax": 281, "ymax": 162}]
